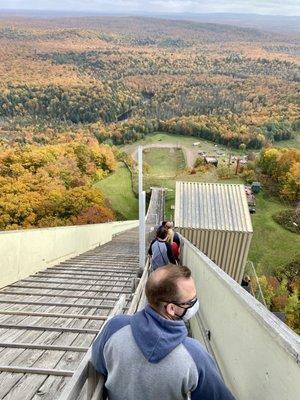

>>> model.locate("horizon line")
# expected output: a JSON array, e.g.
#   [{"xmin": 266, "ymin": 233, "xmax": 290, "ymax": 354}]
[{"xmin": 0, "ymin": 9, "xmax": 299, "ymax": 18}]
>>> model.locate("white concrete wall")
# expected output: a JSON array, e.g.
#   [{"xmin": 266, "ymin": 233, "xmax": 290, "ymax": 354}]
[
  {"xmin": 0, "ymin": 220, "xmax": 138, "ymax": 289},
  {"xmin": 111, "ymin": 220, "xmax": 139, "ymax": 236},
  {"xmin": 181, "ymin": 238, "xmax": 300, "ymax": 400}
]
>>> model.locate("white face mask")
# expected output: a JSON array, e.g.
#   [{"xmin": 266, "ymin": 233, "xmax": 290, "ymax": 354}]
[
  {"xmin": 180, "ymin": 300, "xmax": 199, "ymax": 321},
  {"xmin": 164, "ymin": 298, "xmax": 199, "ymax": 321}
]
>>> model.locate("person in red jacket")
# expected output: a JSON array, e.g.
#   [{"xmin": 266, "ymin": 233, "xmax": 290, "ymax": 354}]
[
  {"xmin": 148, "ymin": 226, "xmax": 176, "ymax": 269},
  {"xmin": 163, "ymin": 221, "xmax": 181, "ymax": 248},
  {"xmin": 166, "ymin": 228, "xmax": 180, "ymax": 261}
]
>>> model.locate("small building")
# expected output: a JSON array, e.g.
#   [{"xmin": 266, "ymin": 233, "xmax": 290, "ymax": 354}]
[
  {"xmin": 175, "ymin": 182, "xmax": 253, "ymax": 283},
  {"xmin": 204, "ymin": 156, "xmax": 218, "ymax": 167}
]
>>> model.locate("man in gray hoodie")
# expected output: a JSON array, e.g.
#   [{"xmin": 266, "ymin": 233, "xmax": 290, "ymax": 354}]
[{"xmin": 91, "ymin": 265, "xmax": 236, "ymax": 400}]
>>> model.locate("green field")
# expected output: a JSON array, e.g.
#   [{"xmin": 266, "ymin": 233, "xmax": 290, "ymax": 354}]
[
  {"xmin": 143, "ymin": 147, "xmax": 186, "ymax": 177},
  {"xmin": 95, "ymin": 162, "xmax": 138, "ymax": 220},
  {"xmin": 100, "ymin": 135, "xmax": 246, "ymax": 219},
  {"xmin": 142, "ymin": 146, "xmax": 243, "ymax": 219},
  {"xmin": 273, "ymin": 131, "xmax": 300, "ymax": 149},
  {"xmin": 98, "ymin": 133, "xmax": 299, "ymax": 275},
  {"xmin": 248, "ymin": 193, "xmax": 300, "ymax": 275},
  {"xmin": 122, "ymin": 131, "xmax": 244, "ymax": 156},
  {"xmin": 122, "ymin": 130, "xmax": 300, "ymax": 151}
]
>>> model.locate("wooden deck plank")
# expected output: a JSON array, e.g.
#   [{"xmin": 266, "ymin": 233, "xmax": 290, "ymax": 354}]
[
  {"xmin": 8, "ymin": 284, "xmax": 132, "ymax": 294},
  {"xmin": 0, "ymin": 305, "xmax": 102, "ymax": 397},
  {"xmin": 0, "ymin": 303, "xmax": 101, "ymax": 396},
  {"xmin": 0, "ymin": 372, "xmax": 24, "ymax": 399},
  {"xmin": 0, "ymin": 227, "xmax": 139, "ymax": 399},
  {"xmin": 21, "ymin": 278, "xmax": 132, "ymax": 289}
]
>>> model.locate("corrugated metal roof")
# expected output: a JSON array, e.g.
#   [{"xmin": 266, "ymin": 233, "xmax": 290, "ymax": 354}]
[{"xmin": 175, "ymin": 182, "xmax": 253, "ymax": 233}]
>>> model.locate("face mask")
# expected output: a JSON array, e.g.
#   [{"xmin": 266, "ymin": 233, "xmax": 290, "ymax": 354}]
[{"xmin": 176, "ymin": 300, "xmax": 199, "ymax": 321}]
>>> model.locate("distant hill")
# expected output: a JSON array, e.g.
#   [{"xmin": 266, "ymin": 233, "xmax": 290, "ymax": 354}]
[
  {"xmin": 0, "ymin": 14, "xmax": 288, "ymax": 44},
  {"xmin": 175, "ymin": 13, "xmax": 300, "ymax": 36},
  {"xmin": 0, "ymin": 14, "xmax": 298, "ymax": 151},
  {"xmin": 0, "ymin": 9, "xmax": 299, "ymax": 35}
]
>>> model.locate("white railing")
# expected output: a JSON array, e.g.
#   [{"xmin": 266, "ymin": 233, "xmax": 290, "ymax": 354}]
[
  {"xmin": 128, "ymin": 257, "xmax": 151, "ymax": 314},
  {"xmin": 245, "ymin": 260, "xmax": 267, "ymax": 307},
  {"xmin": 58, "ymin": 260, "xmax": 151, "ymax": 400},
  {"xmin": 58, "ymin": 295, "xmax": 126, "ymax": 400},
  {"xmin": 0, "ymin": 220, "xmax": 138, "ymax": 288},
  {"xmin": 181, "ymin": 237, "xmax": 300, "ymax": 400}
]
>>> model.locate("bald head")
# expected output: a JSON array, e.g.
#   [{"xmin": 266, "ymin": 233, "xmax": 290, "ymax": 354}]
[
  {"xmin": 150, "ymin": 265, "xmax": 170, "ymax": 283},
  {"xmin": 145, "ymin": 265, "xmax": 193, "ymax": 310}
]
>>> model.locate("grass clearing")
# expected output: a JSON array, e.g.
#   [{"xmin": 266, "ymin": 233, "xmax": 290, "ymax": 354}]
[
  {"xmin": 95, "ymin": 162, "xmax": 138, "ymax": 220},
  {"xmin": 122, "ymin": 132, "xmax": 244, "ymax": 156},
  {"xmin": 128, "ymin": 140, "xmax": 245, "ymax": 219},
  {"xmin": 99, "ymin": 133, "xmax": 299, "ymax": 277},
  {"xmin": 248, "ymin": 192, "xmax": 300, "ymax": 275},
  {"xmin": 273, "ymin": 131, "xmax": 300, "ymax": 149},
  {"xmin": 143, "ymin": 147, "xmax": 185, "ymax": 177}
]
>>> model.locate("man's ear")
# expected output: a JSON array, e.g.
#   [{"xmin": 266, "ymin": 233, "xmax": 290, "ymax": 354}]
[{"xmin": 165, "ymin": 303, "xmax": 176, "ymax": 316}]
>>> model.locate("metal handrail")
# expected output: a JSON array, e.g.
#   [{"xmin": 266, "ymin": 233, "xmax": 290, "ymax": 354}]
[
  {"xmin": 59, "ymin": 188, "xmax": 164, "ymax": 399},
  {"xmin": 58, "ymin": 258, "xmax": 152, "ymax": 400},
  {"xmin": 128, "ymin": 257, "xmax": 151, "ymax": 314},
  {"xmin": 58, "ymin": 295, "xmax": 126, "ymax": 400},
  {"xmin": 245, "ymin": 260, "xmax": 267, "ymax": 307}
]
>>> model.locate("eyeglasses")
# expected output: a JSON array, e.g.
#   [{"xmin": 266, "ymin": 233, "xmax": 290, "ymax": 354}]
[{"xmin": 160, "ymin": 297, "xmax": 198, "ymax": 307}]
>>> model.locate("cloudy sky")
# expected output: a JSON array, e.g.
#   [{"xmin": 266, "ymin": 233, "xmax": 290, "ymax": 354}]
[{"xmin": 1, "ymin": 0, "xmax": 299, "ymax": 16}]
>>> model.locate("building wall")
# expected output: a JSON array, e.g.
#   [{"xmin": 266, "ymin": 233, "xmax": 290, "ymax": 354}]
[
  {"xmin": 178, "ymin": 227, "xmax": 252, "ymax": 282},
  {"xmin": 182, "ymin": 238, "xmax": 300, "ymax": 400},
  {"xmin": 0, "ymin": 220, "xmax": 138, "ymax": 289}
]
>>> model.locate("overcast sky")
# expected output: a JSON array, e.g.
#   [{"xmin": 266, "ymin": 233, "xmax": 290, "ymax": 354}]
[{"xmin": 1, "ymin": 0, "xmax": 299, "ymax": 16}]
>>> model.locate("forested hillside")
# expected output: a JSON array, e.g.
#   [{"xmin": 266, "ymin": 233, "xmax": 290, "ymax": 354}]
[
  {"xmin": 0, "ymin": 15, "xmax": 299, "ymax": 229},
  {"xmin": 0, "ymin": 139, "xmax": 116, "ymax": 230},
  {"xmin": 0, "ymin": 16, "xmax": 299, "ymax": 148}
]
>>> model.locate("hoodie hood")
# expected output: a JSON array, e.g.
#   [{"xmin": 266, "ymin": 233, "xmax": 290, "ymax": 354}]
[{"xmin": 130, "ymin": 304, "xmax": 187, "ymax": 363}]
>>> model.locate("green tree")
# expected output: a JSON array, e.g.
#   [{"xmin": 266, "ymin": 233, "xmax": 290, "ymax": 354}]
[{"xmin": 285, "ymin": 290, "xmax": 300, "ymax": 334}]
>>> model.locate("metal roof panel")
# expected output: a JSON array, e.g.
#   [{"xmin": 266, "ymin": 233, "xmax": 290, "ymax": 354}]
[{"xmin": 175, "ymin": 181, "xmax": 253, "ymax": 233}]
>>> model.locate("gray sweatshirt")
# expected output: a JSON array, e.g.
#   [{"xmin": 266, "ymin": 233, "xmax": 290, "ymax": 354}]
[{"xmin": 91, "ymin": 305, "xmax": 236, "ymax": 400}]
